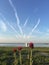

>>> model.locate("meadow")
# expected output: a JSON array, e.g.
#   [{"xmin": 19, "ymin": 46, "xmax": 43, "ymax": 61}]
[{"xmin": 0, "ymin": 47, "xmax": 49, "ymax": 65}]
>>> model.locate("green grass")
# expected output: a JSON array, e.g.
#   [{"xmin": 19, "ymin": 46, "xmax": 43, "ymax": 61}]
[{"xmin": 0, "ymin": 47, "xmax": 49, "ymax": 65}]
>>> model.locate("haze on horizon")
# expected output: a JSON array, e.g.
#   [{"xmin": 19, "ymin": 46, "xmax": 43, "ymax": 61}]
[{"xmin": 0, "ymin": 0, "xmax": 49, "ymax": 43}]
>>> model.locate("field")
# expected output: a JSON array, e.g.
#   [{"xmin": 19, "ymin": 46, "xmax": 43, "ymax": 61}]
[{"xmin": 0, "ymin": 47, "xmax": 49, "ymax": 65}]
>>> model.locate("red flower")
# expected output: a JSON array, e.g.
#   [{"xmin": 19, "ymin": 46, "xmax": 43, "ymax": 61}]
[
  {"xmin": 29, "ymin": 42, "xmax": 34, "ymax": 48},
  {"xmin": 13, "ymin": 48, "xmax": 16, "ymax": 52},
  {"xmin": 18, "ymin": 46, "xmax": 22, "ymax": 51}
]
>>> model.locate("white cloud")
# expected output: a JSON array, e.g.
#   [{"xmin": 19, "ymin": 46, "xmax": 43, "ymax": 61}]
[
  {"xmin": 23, "ymin": 17, "xmax": 29, "ymax": 27},
  {"xmin": 0, "ymin": 20, "xmax": 7, "ymax": 32},
  {"xmin": 9, "ymin": 0, "xmax": 23, "ymax": 35},
  {"xmin": 33, "ymin": 29, "xmax": 43, "ymax": 34},
  {"xmin": 29, "ymin": 18, "xmax": 40, "ymax": 35},
  {"xmin": 15, "ymin": 34, "xmax": 38, "ymax": 43},
  {"xmin": 46, "ymin": 29, "xmax": 49, "ymax": 33},
  {"xmin": 41, "ymin": 29, "xmax": 49, "ymax": 36}
]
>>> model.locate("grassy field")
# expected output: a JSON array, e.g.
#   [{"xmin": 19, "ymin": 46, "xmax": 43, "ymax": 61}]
[
  {"xmin": 0, "ymin": 47, "xmax": 49, "ymax": 65},
  {"xmin": 0, "ymin": 47, "xmax": 49, "ymax": 51}
]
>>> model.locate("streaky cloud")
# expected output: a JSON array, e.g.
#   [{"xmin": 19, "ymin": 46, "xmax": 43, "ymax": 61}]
[
  {"xmin": 29, "ymin": 18, "xmax": 40, "ymax": 35},
  {"xmin": 9, "ymin": 0, "xmax": 23, "ymax": 35},
  {"xmin": 23, "ymin": 17, "xmax": 29, "ymax": 27},
  {"xmin": 0, "ymin": 13, "xmax": 19, "ymax": 36},
  {"xmin": 0, "ymin": 20, "xmax": 7, "ymax": 32}
]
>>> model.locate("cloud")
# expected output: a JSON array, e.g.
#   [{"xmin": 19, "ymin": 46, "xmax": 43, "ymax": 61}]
[
  {"xmin": 33, "ymin": 29, "xmax": 43, "ymax": 34},
  {"xmin": 9, "ymin": 0, "xmax": 23, "ymax": 35},
  {"xmin": 46, "ymin": 29, "xmax": 49, "ymax": 33},
  {"xmin": 29, "ymin": 18, "xmax": 40, "ymax": 35},
  {"xmin": 0, "ymin": 13, "xmax": 20, "ymax": 38},
  {"xmin": 0, "ymin": 20, "xmax": 7, "ymax": 32},
  {"xmin": 23, "ymin": 17, "xmax": 29, "ymax": 27},
  {"xmin": 41, "ymin": 29, "xmax": 49, "ymax": 37}
]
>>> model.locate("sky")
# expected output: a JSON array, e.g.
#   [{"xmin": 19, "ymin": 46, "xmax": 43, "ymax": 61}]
[{"xmin": 0, "ymin": 0, "xmax": 49, "ymax": 43}]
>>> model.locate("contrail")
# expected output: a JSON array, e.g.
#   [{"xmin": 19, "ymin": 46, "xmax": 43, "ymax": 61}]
[
  {"xmin": 7, "ymin": 22, "xmax": 19, "ymax": 34},
  {"xmin": 29, "ymin": 18, "xmax": 40, "ymax": 35},
  {"xmin": 23, "ymin": 17, "xmax": 29, "ymax": 27},
  {"xmin": 0, "ymin": 13, "xmax": 19, "ymax": 36},
  {"xmin": 9, "ymin": 0, "xmax": 23, "ymax": 35},
  {"xmin": 0, "ymin": 20, "xmax": 7, "ymax": 32}
]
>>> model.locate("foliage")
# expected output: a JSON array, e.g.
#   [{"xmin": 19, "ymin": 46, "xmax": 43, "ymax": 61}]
[{"xmin": 0, "ymin": 47, "xmax": 49, "ymax": 65}]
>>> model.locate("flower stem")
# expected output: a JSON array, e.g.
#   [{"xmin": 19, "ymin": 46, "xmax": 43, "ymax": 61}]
[{"xmin": 30, "ymin": 49, "xmax": 32, "ymax": 65}]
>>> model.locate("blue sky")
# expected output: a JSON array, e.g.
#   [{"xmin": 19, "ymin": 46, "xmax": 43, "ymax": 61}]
[{"xmin": 0, "ymin": 0, "xmax": 49, "ymax": 43}]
